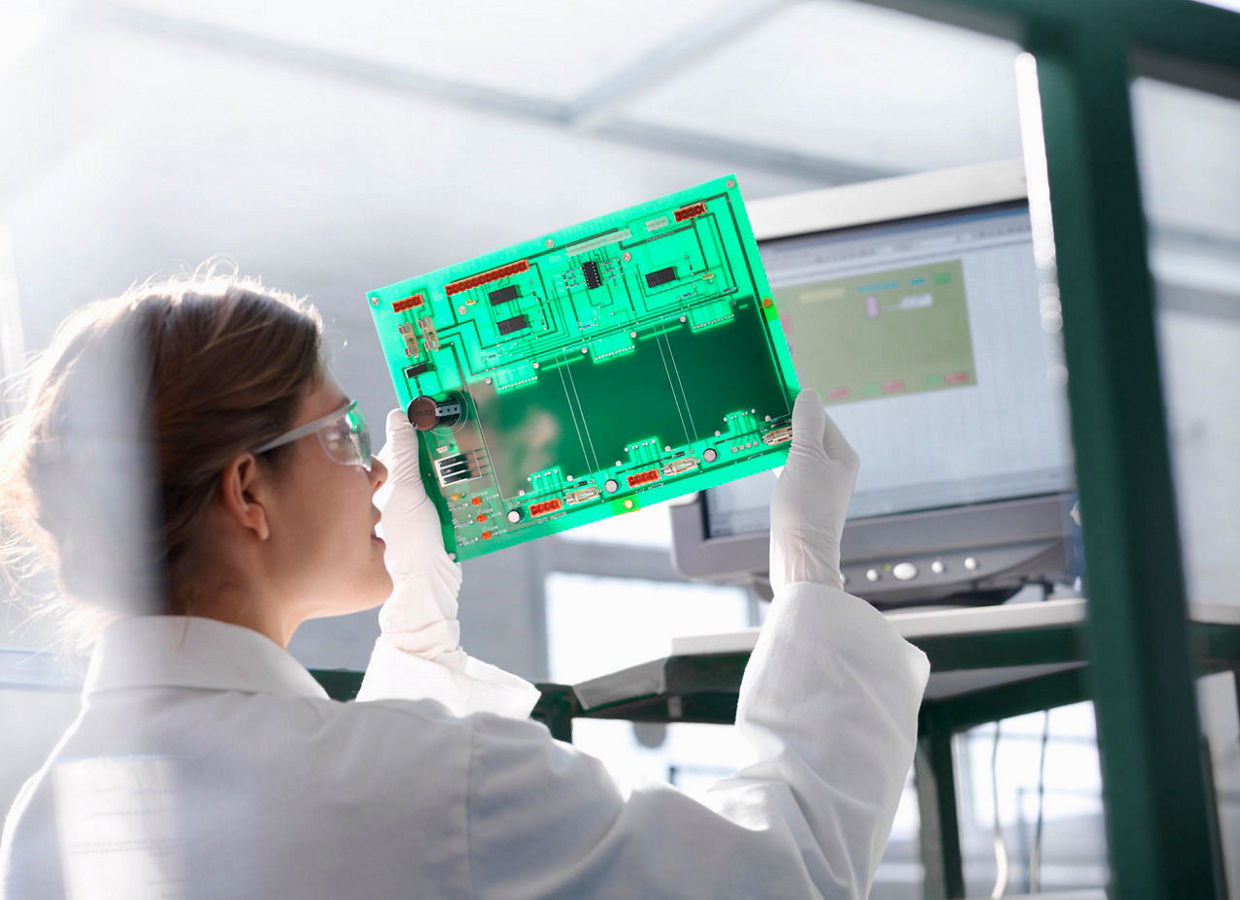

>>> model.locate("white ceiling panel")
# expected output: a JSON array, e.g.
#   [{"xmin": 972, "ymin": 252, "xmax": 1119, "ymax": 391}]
[
  {"xmin": 109, "ymin": 0, "xmax": 734, "ymax": 102},
  {"xmin": 5, "ymin": 19, "xmax": 821, "ymax": 428},
  {"xmin": 617, "ymin": 0, "xmax": 1024, "ymax": 173}
]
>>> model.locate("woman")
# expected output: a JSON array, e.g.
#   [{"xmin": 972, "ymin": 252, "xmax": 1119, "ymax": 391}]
[{"xmin": 1, "ymin": 273, "xmax": 928, "ymax": 898}]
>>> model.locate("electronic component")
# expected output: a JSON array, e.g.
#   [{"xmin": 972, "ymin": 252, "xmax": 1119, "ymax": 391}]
[
  {"xmin": 529, "ymin": 499, "xmax": 563, "ymax": 517},
  {"xmin": 368, "ymin": 174, "xmax": 799, "ymax": 561},
  {"xmin": 496, "ymin": 314, "xmax": 528, "ymax": 336},
  {"xmin": 393, "ymin": 294, "xmax": 424, "ymax": 313},
  {"xmin": 582, "ymin": 260, "xmax": 602, "ymax": 290},
  {"xmin": 445, "ymin": 260, "xmax": 530, "ymax": 296},
  {"xmin": 645, "ymin": 267, "xmax": 676, "ymax": 289},
  {"xmin": 433, "ymin": 450, "xmax": 486, "ymax": 486},
  {"xmin": 489, "ymin": 285, "xmax": 519, "ymax": 305},
  {"xmin": 418, "ymin": 317, "xmax": 440, "ymax": 352},
  {"xmin": 397, "ymin": 322, "xmax": 419, "ymax": 358},
  {"xmin": 565, "ymin": 486, "xmax": 602, "ymax": 505},
  {"xmin": 627, "ymin": 469, "xmax": 661, "ymax": 488},
  {"xmin": 407, "ymin": 394, "xmax": 464, "ymax": 432},
  {"xmin": 762, "ymin": 425, "xmax": 793, "ymax": 445},
  {"xmin": 662, "ymin": 457, "xmax": 700, "ymax": 476}
]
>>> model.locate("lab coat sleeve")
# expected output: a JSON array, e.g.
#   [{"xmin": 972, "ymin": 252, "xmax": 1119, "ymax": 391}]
[{"xmin": 465, "ymin": 582, "xmax": 929, "ymax": 900}]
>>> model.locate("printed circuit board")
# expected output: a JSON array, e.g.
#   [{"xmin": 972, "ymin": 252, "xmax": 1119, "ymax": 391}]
[{"xmin": 368, "ymin": 175, "xmax": 800, "ymax": 561}]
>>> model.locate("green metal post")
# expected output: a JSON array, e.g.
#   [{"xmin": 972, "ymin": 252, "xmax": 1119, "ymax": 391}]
[
  {"xmin": 1027, "ymin": 7, "xmax": 1224, "ymax": 896},
  {"xmin": 915, "ymin": 710, "xmax": 966, "ymax": 900}
]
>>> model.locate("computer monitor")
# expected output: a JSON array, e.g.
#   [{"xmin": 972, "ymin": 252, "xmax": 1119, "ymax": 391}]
[{"xmin": 670, "ymin": 160, "xmax": 1081, "ymax": 607}]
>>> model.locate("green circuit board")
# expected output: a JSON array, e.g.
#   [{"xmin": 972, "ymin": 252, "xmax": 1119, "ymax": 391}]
[{"xmin": 368, "ymin": 175, "xmax": 800, "ymax": 561}]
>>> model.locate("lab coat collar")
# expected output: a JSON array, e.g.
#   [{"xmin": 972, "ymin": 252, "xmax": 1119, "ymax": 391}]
[{"xmin": 84, "ymin": 616, "xmax": 329, "ymax": 701}]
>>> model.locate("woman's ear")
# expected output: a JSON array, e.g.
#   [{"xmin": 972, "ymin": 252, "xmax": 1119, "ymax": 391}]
[{"xmin": 219, "ymin": 454, "xmax": 271, "ymax": 541}]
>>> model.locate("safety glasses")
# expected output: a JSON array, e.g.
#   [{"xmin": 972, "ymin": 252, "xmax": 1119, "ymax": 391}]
[{"xmin": 252, "ymin": 399, "xmax": 372, "ymax": 469}]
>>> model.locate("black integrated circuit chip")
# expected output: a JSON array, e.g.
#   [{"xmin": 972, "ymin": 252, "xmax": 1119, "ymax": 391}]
[
  {"xmin": 403, "ymin": 363, "xmax": 431, "ymax": 378},
  {"xmin": 645, "ymin": 266, "xmax": 676, "ymax": 288},
  {"xmin": 497, "ymin": 314, "xmax": 529, "ymax": 336},
  {"xmin": 489, "ymin": 284, "xmax": 519, "ymax": 305},
  {"xmin": 582, "ymin": 260, "xmax": 602, "ymax": 290}
]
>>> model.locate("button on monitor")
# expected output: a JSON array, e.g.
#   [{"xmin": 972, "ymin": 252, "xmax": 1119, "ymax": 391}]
[{"xmin": 892, "ymin": 562, "xmax": 918, "ymax": 581}]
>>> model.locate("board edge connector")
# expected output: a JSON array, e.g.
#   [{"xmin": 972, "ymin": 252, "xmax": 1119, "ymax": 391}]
[
  {"xmin": 392, "ymin": 294, "xmax": 425, "ymax": 314},
  {"xmin": 445, "ymin": 259, "xmax": 531, "ymax": 297},
  {"xmin": 762, "ymin": 425, "xmax": 793, "ymax": 445},
  {"xmin": 661, "ymin": 457, "xmax": 700, "ymax": 477},
  {"xmin": 565, "ymin": 486, "xmax": 601, "ymax": 505},
  {"xmin": 673, "ymin": 202, "xmax": 707, "ymax": 222},
  {"xmin": 529, "ymin": 498, "xmax": 564, "ymax": 517},
  {"xmin": 627, "ymin": 468, "xmax": 661, "ymax": 488}
]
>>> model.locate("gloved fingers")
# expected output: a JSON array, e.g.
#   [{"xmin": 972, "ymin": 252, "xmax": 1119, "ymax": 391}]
[
  {"xmin": 820, "ymin": 410, "xmax": 859, "ymax": 472},
  {"xmin": 374, "ymin": 409, "xmax": 436, "ymax": 530},
  {"xmin": 378, "ymin": 409, "xmax": 424, "ymax": 485},
  {"xmin": 790, "ymin": 389, "xmax": 826, "ymax": 456},
  {"xmin": 789, "ymin": 390, "xmax": 858, "ymax": 472}
]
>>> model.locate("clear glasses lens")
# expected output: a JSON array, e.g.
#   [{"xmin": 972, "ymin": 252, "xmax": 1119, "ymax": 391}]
[{"xmin": 315, "ymin": 403, "xmax": 371, "ymax": 468}]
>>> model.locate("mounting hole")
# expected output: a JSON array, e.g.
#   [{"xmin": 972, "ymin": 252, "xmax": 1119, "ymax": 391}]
[{"xmin": 703, "ymin": 448, "xmax": 718, "ymax": 463}]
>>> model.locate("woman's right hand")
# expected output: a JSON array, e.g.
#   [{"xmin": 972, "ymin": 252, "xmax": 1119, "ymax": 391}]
[{"xmin": 769, "ymin": 390, "xmax": 860, "ymax": 595}]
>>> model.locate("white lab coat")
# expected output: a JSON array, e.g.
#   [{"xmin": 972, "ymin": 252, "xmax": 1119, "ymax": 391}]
[{"xmin": 1, "ymin": 583, "xmax": 928, "ymax": 899}]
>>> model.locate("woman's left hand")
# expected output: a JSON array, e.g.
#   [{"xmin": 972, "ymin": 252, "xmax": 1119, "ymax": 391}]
[{"xmin": 373, "ymin": 409, "xmax": 465, "ymax": 661}]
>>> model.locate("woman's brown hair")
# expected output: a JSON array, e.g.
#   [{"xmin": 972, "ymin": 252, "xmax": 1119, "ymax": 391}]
[{"xmin": 0, "ymin": 270, "xmax": 323, "ymax": 624}]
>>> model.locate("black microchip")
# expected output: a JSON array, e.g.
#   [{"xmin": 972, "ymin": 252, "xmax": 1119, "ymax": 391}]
[
  {"xmin": 403, "ymin": 363, "xmax": 431, "ymax": 378},
  {"xmin": 582, "ymin": 260, "xmax": 602, "ymax": 290},
  {"xmin": 497, "ymin": 314, "xmax": 528, "ymax": 336},
  {"xmin": 489, "ymin": 284, "xmax": 519, "ymax": 305},
  {"xmin": 645, "ymin": 266, "xmax": 676, "ymax": 288}
]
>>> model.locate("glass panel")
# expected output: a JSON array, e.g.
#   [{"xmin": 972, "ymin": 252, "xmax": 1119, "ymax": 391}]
[
  {"xmin": 1131, "ymin": 73, "xmax": 1240, "ymax": 897},
  {"xmin": 953, "ymin": 703, "xmax": 1106, "ymax": 896}
]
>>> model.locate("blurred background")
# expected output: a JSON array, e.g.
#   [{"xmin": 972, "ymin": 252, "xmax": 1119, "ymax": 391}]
[{"xmin": 1, "ymin": 2, "xmax": 1237, "ymax": 897}]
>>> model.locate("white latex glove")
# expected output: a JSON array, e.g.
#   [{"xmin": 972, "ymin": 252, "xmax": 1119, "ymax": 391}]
[
  {"xmin": 373, "ymin": 409, "xmax": 466, "ymax": 664},
  {"xmin": 769, "ymin": 390, "xmax": 860, "ymax": 596},
  {"xmin": 362, "ymin": 410, "xmax": 541, "ymax": 719}
]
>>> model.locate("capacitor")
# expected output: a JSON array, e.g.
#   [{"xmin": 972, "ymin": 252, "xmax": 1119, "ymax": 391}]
[{"xmin": 407, "ymin": 393, "xmax": 464, "ymax": 431}]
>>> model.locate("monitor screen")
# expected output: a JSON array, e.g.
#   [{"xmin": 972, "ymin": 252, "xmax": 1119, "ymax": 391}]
[{"xmin": 704, "ymin": 199, "xmax": 1075, "ymax": 541}]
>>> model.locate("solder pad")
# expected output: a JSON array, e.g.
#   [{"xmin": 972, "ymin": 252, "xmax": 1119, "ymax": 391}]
[{"xmin": 367, "ymin": 175, "xmax": 799, "ymax": 561}]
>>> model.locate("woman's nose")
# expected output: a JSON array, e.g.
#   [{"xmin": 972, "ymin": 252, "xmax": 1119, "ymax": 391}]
[{"xmin": 369, "ymin": 456, "xmax": 388, "ymax": 492}]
